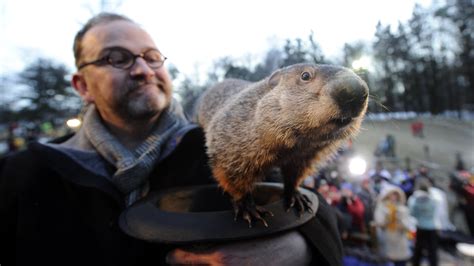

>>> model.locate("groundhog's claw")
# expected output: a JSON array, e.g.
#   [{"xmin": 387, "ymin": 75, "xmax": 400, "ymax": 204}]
[
  {"xmin": 285, "ymin": 191, "xmax": 313, "ymax": 217},
  {"xmin": 232, "ymin": 194, "xmax": 273, "ymax": 228}
]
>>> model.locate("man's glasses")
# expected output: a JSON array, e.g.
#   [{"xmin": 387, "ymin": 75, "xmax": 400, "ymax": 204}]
[{"xmin": 78, "ymin": 48, "xmax": 167, "ymax": 70}]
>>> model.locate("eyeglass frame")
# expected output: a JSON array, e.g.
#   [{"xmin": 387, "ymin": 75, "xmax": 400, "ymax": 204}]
[{"xmin": 77, "ymin": 47, "xmax": 167, "ymax": 70}]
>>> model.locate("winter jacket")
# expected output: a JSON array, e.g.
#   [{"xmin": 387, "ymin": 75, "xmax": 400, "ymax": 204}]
[
  {"xmin": 374, "ymin": 185, "xmax": 415, "ymax": 261},
  {"xmin": 0, "ymin": 126, "xmax": 343, "ymax": 266},
  {"xmin": 408, "ymin": 190, "xmax": 438, "ymax": 230}
]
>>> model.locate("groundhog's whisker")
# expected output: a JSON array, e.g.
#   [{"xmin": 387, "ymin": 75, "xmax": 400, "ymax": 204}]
[{"xmin": 368, "ymin": 95, "xmax": 390, "ymax": 112}]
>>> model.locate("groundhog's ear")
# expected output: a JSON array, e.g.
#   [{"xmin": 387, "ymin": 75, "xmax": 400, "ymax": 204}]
[{"xmin": 268, "ymin": 69, "xmax": 282, "ymax": 88}]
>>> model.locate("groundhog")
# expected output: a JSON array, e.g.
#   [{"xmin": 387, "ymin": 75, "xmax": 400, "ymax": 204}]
[{"xmin": 197, "ymin": 63, "xmax": 369, "ymax": 227}]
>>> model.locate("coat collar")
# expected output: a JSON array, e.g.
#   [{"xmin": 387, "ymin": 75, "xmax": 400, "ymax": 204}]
[
  {"xmin": 29, "ymin": 141, "xmax": 125, "ymax": 208},
  {"xmin": 28, "ymin": 123, "xmax": 200, "ymax": 209}
]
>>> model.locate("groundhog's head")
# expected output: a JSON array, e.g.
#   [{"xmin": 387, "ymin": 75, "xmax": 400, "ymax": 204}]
[{"xmin": 257, "ymin": 63, "xmax": 369, "ymax": 144}]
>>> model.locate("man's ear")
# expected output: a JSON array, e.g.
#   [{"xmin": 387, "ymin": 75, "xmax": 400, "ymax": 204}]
[{"xmin": 72, "ymin": 73, "xmax": 94, "ymax": 103}]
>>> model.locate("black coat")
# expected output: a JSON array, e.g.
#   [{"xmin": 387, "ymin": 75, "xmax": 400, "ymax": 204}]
[{"xmin": 0, "ymin": 127, "xmax": 342, "ymax": 266}]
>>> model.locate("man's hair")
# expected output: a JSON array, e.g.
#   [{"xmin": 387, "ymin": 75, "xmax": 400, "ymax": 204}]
[
  {"xmin": 416, "ymin": 177, "xmax": 431, "ymax": 192},
  {"xmin": 73, "ymin": 12, "xmax": 134, "ymax": 68}
]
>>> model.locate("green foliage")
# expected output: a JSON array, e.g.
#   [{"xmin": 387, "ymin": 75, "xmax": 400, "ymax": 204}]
[
  {"xmin": 435, "ymin": 0, "xmax": 474, "ymax": 112},
  {"xmin": 215, "ymin": 32, "xmax": 328, "ymax": 82},
  {"xmin": 281, "ymin": 32, "xmax": 326, "ymax": 67},
  {"xmin": 370, "ymin": 0, "xmax": 473, "ymax": 116},
  {"xmin": 174, "ymin": 32, "xmax": 331, "ymax": 118},
  {"xmin": 17, "ymin": 58, "xmax": 81, "ymax": 122}
]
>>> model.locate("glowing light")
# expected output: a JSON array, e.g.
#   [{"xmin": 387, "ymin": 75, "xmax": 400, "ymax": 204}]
[
  {"xmin": 66, "ymin": 118, "xmax": 82, "ymax": 128},
  {"xmin": 352, "ymin": 56, "xmax": 371, "ymax": 70},
  {"xmin": 348, "ymin": 156, "xmax": 367, "ymax": 176}
]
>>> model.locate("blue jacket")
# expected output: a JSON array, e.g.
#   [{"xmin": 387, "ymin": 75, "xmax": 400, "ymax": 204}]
[{"xmin": 408, "ymin": 190, "xmax": 437, "ymax": 230}]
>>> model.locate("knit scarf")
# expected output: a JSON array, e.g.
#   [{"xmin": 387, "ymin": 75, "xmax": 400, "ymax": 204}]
[{"xmin": 83, "ymin": 100, "xmax": 188, "ymax": 205}]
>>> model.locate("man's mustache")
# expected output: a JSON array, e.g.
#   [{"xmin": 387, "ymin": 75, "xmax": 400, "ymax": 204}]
[{"xmin": 126, "ymin": 78, "xmax": 163, "ymax": 92}]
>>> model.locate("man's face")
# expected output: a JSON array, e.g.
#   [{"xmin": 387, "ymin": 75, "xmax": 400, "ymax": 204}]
[{"xmin": 74, "ymin": 20, "xmax": 172, "ymax": 124}]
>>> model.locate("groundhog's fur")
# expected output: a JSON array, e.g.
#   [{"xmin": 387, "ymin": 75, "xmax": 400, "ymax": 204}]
[{"xmin": 197, "ymin": 63, "xmax": 369, "ymax": 205}]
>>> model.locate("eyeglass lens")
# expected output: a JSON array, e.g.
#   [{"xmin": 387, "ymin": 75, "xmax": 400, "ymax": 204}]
[{"xmin": 108, "ymin": 49, "xmax": 165, "ymax": 69}]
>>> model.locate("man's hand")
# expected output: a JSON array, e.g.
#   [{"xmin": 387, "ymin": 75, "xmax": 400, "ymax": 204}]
[{"xmin": 166, "ymin": 230, "xmax": 311, "ymax": 265}]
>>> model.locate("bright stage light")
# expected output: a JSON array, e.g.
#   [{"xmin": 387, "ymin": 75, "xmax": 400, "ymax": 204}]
[
  {"xmin": 348, "ymin": 156, "xmax": 367, "ymax": 176},
  {"xmin": 66, "ymin": 118, "xmax": 82, "ymax": 128}
]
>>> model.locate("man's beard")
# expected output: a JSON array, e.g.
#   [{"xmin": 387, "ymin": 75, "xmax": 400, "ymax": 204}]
[{"xmin": 118, "ymin": 78, "xmax": 170, "ymax": 120}]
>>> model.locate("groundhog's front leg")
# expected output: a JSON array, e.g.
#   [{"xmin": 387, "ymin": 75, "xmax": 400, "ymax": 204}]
[
  {"xmin": 281, "ymin": 167, "xmax": 313, "ymax": 216},
  {"xmin": 232, "ymin": 193, "xmax": 274, "ymax": 228},
  {"xmin": 283, "ymin": 185, "xmax": 313, "ymax": 216},
  {"xmin": 212, "ymin": 165, "xmax": 273, "ymax": 227}
]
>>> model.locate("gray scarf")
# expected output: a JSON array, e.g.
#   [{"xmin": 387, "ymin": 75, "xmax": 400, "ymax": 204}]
[{"xmin": 83, "ymin": 100, "xmax": 188, "ymax": 205}]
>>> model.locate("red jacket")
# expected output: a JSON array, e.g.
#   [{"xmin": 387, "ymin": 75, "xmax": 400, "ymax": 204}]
[{"xmin": 346, "ymin": 196, "xmax": 366, "ymax": 232}]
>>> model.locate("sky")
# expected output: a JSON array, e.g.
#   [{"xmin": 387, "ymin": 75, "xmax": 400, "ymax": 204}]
[{"xmin": 0, "ymin": 0, "xmax": 433, "ymax": 82}]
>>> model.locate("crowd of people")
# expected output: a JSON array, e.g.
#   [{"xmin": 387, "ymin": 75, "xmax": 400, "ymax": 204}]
[
  {"xmin": 2, "ymin": 121, "xmax": 70, "ymax": 155},
  {"xmin": 302, "ymin": 151, "xmax": 474, "ymax": 266}
]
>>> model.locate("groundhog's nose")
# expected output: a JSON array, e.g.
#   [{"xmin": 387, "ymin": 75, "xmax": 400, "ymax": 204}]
[{"xmin": 330, "ymin": 77, "xmax": 368, "ymax": 118}]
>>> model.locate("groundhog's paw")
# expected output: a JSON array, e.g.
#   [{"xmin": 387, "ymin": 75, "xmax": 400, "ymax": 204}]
[
  {"xmin": 232, "ymin": 194, "xmax": 274, "ymax": 228},
  {"xmin": 285, "ymin": 191, "xmax": 313, "ymax": 217}
]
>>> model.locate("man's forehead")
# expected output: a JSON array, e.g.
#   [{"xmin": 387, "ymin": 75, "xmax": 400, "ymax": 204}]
[{"xmin": 81, "ymin": 20, "xmax": 157, "ymax": 56}]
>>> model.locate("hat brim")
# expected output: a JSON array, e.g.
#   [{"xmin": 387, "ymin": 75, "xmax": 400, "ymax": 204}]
[{"xmin": 119, "ymin": 182, "xmax": 318, "ymax": 244}]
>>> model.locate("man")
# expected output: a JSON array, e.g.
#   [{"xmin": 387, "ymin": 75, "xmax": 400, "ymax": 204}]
[{"xmin": 0, "ymin": 13, "xmax": 342, "ymax": 265}]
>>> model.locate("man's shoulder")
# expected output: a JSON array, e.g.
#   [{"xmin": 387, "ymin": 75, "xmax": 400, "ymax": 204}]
[
  {"xmin": 1, "ymin": 147, "xmax": 37, "ymax": 172},
  {"xmin": 176, "ymin": 125, "xmax": 206, "ymax": 146},
  {"xmin": 0, "ymin": 135, "xmax": 77, "ymax": 183},
  {"xmin": 164, "ymin": 125, "xmax": 207, "ymax": 159},
  {"xmin": 0, "ymin": 147, "xmax": 44, "ymax": 195},
  {"xmin": 149, "ymin": 125, "xmax": 214, "ymax": 188}
]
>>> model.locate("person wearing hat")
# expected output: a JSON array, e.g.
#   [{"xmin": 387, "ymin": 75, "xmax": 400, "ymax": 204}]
[{"xmin": 374, "ymin": 185, "xmax": 415, "ymax": 266}]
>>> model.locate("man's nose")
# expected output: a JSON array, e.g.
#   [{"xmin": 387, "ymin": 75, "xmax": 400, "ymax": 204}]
[{"xmin": 130, "ymin": 57, "xmax": 155, "ymax": 78}]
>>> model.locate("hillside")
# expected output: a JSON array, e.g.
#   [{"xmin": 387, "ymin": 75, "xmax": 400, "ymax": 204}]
[{"xmin": 352, "ymin": 117, "xmax": 474, "ymax": 175}]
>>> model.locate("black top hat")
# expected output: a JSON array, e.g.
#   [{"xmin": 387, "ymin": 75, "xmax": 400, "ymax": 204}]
[{"xmin": 119, "ymin": 182, "xmax": 318, "ymax": 244}]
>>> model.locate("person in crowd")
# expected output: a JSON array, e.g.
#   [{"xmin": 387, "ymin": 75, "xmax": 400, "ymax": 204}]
[
  {"xmin": 399, "ymin": 171, "xmax": 416, "ymax": 199},
  {"xmin": 408, "ymin": 178, "xmax": 439, "ymax": 266},
  {"xmin": 386, "ymin": 134, "xmax": 396, "ymax": 157},
  {"xmin": 374, "ymin": 134, "xmax": 396, "ymax": 158},
  {"xmin": 356, "ymin": 177, "xmax": 377, "ymax": 233},
  {"xmin": 429, "ymin": 182, "xmax": 456, "ymax": 232},
  {"xmin": 413, "ymin": 165, "xmax": 435, "ymax": 186},
  {"xmin": 423, "ymin": 145, "xmax": 432, "ymax": 162},
  {"xmin": 368, "ymin": 160, "xmax": 391, "ymax": 194},
  {"xmin": 396, "ymin": 157, "xmax": 416, "ymax": 198},
  {"xmin": 338, "ymin": 182, "xmax": 366, "ymax": 234},
  {"xmin": 0, "ymin": 12, "xmax": 343, "ymax": 266},
  {"xmin": 374, "ymin": 185, "xmax": 415, "ymax": 266},
  {"xmin": 317, "ymin": 178, "xmax": 342, "ymax": 207},
  {"xmin": 455, "ymin": 151, "xmax": 466, "ymax": 171},
  {"xmin": 461, "ymin": 173, "xmax": 474, "ymax": 236},
  {"xmin": 7, "ymin": 122, "xmax": 20, "ymax": 152},
  {"xmin": 410, "ymin": 120, "xmax": 424, "ymax": 138}
]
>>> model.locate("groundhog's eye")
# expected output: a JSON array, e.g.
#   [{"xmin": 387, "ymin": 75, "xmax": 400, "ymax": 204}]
[{"xmin": 301, "ymin": 71, "xmax": 311, "ymax": 81}]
